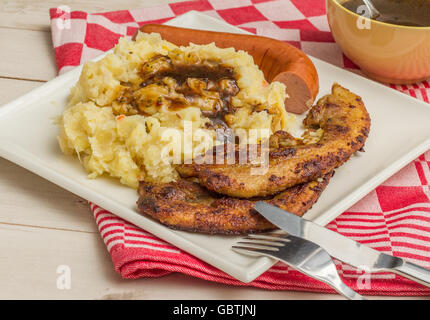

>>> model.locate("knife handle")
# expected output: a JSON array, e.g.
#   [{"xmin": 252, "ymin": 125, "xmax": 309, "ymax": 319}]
[{"xmin": 393, "ymin": 261, "xmax": 430, "ymax": 288}]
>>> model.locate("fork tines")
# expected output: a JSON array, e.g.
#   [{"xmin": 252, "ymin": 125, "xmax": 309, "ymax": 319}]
[{"xmin": 232, "ymin": 233, "xmax": 290, "ymax": 255}]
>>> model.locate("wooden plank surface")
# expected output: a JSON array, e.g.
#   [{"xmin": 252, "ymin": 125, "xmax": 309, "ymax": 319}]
[
  {"xmin": 0, "ymin": 0, "xmax": 428, "ymax": 300},
  {"xmin": 0, "ymin": 78, "xmax": 43, "ymax": 104},
  {"xmin": 0, "ymin": 223, "xmax": 349, "ymax": 300},
  {"xmin": 0, "ymin": 157, "xmax": 96, "ymax": 233},
  {"xmin": 0, "ymin": 0, "xmax": 184, "ymax": 31},
  {"xmin": 0, "ymin": 28, "xmax": 57, "ymax": 81}
]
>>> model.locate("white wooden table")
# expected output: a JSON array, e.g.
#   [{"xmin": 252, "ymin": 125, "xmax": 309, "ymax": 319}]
[{"xmin": 0, "ymin": 0, "xmax": 426, "ymax": 300}]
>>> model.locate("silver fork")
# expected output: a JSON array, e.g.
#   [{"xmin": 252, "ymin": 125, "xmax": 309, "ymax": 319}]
[{"xmin": 232, "ymin": 234, "xmax": 366, "ymax": 300}]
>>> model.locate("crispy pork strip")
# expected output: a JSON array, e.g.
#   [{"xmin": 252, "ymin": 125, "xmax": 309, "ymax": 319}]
[
  {"xmin": 176, "ymin": 84, "xmax": 370, "ymax": 198},
  {"xmin": 137, "ymin": 172, "xmax": 332, "ymax": 235}
]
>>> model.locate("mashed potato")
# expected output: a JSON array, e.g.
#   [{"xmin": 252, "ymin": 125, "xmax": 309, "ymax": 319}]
[{"xmin": 58, "ymin": 32, "xmax": 296, "ymax": 188}]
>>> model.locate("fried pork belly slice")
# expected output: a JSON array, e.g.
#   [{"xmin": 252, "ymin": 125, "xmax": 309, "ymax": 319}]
[
  {"xmin": 137, "ymin": 172, "xmax": 332, "ymax": 235},
  {"xmin": 176, "ymin": 83, "xmax": 371, "ymax": 198}
]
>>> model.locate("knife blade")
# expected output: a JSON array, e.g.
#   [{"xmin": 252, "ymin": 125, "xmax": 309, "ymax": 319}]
[{"xmin": 254, "ymin": 201, "xmax": 430, "ymax": 287}]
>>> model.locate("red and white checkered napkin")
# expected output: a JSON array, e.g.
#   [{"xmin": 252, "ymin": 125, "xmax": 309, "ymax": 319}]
[{"xmin": 50, "ymin": 0, "xmax": 430, "ymax": 295}]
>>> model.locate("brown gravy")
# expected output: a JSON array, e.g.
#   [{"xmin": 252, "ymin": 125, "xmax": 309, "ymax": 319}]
[
  {"xmin": 342, "ymin": 0, "xmax": 430, "ymax": 27},
  {"xmin": 145, "ymin": 64, "xmax": 236, "ymax": 85},
  {"xmin": 144, "ymin": 63, "xmax": 239, "ymax": 116},
  {"xmin": 116, "ymin": 56, "xmax": 239, "ymax": 118}
]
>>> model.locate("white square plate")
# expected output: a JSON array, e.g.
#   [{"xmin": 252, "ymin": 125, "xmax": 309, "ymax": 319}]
[{"xmin": 1, "ymin": 11, "xmax": 430, "ymax": 283}]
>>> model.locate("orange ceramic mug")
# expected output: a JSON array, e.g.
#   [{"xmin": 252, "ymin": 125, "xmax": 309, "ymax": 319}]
[{"xmin": 326, "ymin": 0, "xmax": 430, "ymax": 84}]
